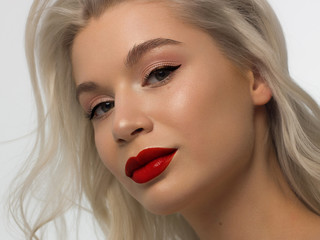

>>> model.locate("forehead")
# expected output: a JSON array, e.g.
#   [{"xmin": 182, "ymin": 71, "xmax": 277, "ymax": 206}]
[
  {"xmin": 72, "ymin": 2, "xmax": 187, "ymax": 70},
  {"xmin": 71, "ymin": 0, "xmax": 222, "ymax": 86},
  {"xmin": 72, "ymin": 1, "xmax": 180, "ymax": 50}
]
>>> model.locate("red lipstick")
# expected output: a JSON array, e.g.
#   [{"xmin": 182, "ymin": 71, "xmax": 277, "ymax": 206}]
[{"xmin": 125, "ymin": 148, "xmax": 177, "ymax": 184}]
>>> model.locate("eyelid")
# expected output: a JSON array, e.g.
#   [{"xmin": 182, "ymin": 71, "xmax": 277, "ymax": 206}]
[
  {"xmin": 142, "ymin": 61, "xmax": 180, "ymax": 78},
  {"xmin": 87, "ymin": 96, "xmax": 114, "ymax": 114}
]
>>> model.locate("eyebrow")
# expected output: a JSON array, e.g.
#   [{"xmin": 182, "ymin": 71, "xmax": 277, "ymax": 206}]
[
  {"xmin": 125, "ymin": 38, "xmax": 182, "ymax": 67},
  {"xmin": 76, "ymin": 81, "xmax": 99, "ymax": 102},
  {"xmin": 76, "ymin": 38, "xmax": 182, "ymax": 101}
]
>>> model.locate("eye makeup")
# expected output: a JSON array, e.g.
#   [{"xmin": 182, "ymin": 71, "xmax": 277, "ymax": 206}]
[
  {"xmin": 83, "ymin": 63, "xmax": 182, "ymax": 120},
  {"xmin": 142, "ymin": 63, "xmax": 182, "ymax": 87},
  {"xmin": 80, "ymin": 48, "xmax": 184, "ymax": 121},
  {"xmin": 85, "ymin": 97, "xmax": 114, "ymax": 120}
]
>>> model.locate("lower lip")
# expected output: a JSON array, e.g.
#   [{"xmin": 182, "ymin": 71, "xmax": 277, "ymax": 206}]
[{"xmin": 131, "ymin": 151, "xmax": 177, "ymax": 184}]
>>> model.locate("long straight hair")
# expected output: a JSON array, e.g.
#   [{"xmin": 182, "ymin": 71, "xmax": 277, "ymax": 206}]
[{"xmin": 9, "ymin": 0, "xmax": 320, "ymax": 239}]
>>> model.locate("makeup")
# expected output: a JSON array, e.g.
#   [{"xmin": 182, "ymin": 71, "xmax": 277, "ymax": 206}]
[{"xmin": 125, "ymin": 148, "xmax": 177, "ymax": 184}]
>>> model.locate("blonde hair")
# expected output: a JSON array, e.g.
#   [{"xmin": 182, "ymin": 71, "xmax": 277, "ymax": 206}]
[{"xmin": 9, "ymin": 0, "xmax": 320, "ymax": 239}]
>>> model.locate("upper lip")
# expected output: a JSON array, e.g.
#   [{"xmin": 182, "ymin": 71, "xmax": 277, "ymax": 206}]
[{"xmin": 125, "ymin": 147, "xmax": 177, "ymax": 178}]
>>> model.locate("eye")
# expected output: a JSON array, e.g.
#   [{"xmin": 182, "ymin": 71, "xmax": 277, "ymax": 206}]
[
  {"xmin": 143, "ymin": 64, "xmax": 181, "ymax": 86},
  {"xmin": 87, "ymin": 101, "xmax": 115, "ymax": 120}
]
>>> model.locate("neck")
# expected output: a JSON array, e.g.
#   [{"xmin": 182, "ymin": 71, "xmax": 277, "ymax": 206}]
[{"xmin": 180, "ymin": 107, "xmax": 320, "ymax": 240}]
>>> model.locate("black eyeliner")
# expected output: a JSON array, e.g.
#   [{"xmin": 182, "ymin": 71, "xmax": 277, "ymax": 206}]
[
  {"xmin": 89, "ymin": 104, "xmax": 99, "ymax": 120},
  {"xmin": 143, "ymin": 64, "xmax": 182, "ymax": 86}
]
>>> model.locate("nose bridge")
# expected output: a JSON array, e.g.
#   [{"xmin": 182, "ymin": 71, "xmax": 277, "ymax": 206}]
[{"xmin": 112, "ymin": 87, "xmax": 153, "ymax": 143}]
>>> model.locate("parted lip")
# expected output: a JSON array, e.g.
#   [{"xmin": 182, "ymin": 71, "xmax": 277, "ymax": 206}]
[{"xmin": 125, "ymin": 147, "xmax": 177, "ymax": 178}]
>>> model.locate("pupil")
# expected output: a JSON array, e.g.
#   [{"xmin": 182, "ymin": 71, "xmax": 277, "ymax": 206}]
[
  {"xmin": 155, "ymin": 70, "xmax": 169, "ymax": 80},
  {"xmin": 102, "ymin": 102, "xmax": 113, "ymax": 112}
]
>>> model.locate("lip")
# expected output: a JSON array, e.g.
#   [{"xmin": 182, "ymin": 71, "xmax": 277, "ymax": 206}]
[{"xmin": 125, "ymin": 147, "xmax": 177, "ymax": 184}]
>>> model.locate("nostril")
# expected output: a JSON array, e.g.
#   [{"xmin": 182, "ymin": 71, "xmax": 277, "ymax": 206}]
[{"xmin": 131, "ymin": 128, "xmax": 143, "ymax": 136}]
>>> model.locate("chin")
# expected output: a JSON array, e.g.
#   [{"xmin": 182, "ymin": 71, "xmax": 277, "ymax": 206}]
[{"xmin": 136, "ymin": 176, "xmax": 192, "ymax": 216}]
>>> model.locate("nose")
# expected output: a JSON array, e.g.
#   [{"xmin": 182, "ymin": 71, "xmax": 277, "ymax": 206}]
[{"xmin": 112, "ymin": 93, "xmax": 153, "ymax": 143}]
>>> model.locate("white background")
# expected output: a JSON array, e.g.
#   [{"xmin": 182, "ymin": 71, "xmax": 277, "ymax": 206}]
[{"xmin": 1, "ymin": 0, "xmax": 319, "ymax": 239}]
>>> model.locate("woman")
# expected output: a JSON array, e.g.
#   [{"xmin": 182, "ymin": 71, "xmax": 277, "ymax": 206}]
[{"xmin": 10, "ymin": 0, "xmax": 320, "ymax": 239}]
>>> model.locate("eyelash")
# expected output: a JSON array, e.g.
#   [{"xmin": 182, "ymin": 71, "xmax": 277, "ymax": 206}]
[
  {"xmin": 86, "ymin": 101, "xmax": 115, "ymax": 120},
  {"xmin": 86, "ymin": 64, "xmax": 182, "ymax": 120},
  {"xmin": 143, "ymin": 64, "xmax": 181, "ymax": 87}
]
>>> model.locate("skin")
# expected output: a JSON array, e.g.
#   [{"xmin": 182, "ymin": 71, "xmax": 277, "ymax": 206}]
[{"xmin": 72, "ymin": 1, "xmax": 320, "ymax": 239}]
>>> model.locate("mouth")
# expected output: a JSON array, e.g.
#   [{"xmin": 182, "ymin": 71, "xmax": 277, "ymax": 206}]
[{"xmin": 125, "ymin": 147, "xmax": 177, "ymax": 184}]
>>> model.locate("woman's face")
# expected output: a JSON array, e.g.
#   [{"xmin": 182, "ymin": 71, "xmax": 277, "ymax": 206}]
[{"xmin": 72, "ymin": 1, "xmax": 258, "ymax": 214}]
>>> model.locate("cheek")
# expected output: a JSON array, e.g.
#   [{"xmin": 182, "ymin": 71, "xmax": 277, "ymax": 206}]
[
  {"xmin": 158, "ymin": 66, "xmax": 253, "ymax": 140},
  {"xmin": 158, "ymin": 67, "xmax": 255, "ymax": 167},
  {"xmin": 161, "ymin": 78, "xmax": 255, "ymax": 204}
]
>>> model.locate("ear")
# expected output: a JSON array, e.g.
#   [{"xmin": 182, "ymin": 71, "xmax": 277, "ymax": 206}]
[{"xmin": 248, "ymin": 69, "xmax": 272, "ymax": 106}]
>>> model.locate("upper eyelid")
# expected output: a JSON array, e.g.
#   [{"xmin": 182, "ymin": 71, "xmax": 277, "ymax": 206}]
[
  {"xmin": 88, "ymin": 96, "xmax": 113, "ymax": 113},
  {"xmin": 142, "ymin": 64, "xmax": 181, "ymax": 88},
  {"xmin": 89, "ymin": 101, "xmax": 114, "ymax": 119},
  {"xmin": 142, "ymin": 61, "xmax": 180, "ymax": 76}
]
